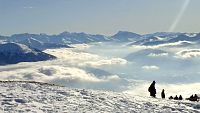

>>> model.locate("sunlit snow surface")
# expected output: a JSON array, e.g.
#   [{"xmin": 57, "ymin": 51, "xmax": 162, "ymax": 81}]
[{"xmin": 1, "ymin": 81, "xmax": 200, "ymax": 113}]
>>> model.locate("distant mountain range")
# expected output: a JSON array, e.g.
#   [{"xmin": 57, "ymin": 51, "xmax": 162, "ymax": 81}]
[
  {"xmin": 1, "ymin": 31, "xmax": 200, "ymax": 48},
  {"xmin": 0, "ymin": 42, "xmax": 56, "ymax": 65},
  {"xmin": 0, "ymin": 31, "xmax": 142, "ymax": 50},
  {"xmin": 129, "ymin": 32, "xmax": 200, "ymax": 47},
  {"xmin": 19, "ymin": 37, "xmax": 71, "ymax": 50}
]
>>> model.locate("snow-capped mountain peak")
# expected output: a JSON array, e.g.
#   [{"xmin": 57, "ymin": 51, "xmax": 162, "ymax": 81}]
[
  {"xmin": 111, "ymin": 31, "xmax": 141, "ymax": 41},
  {"xmin": 0, "ymin": 42, "xmax": 34, "ymax": 54},
  {"xmin": 0, "ymin": 42, "xmax": 56, "ymax": 65}
]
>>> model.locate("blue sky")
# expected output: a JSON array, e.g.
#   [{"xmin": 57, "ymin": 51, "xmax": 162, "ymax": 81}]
[{"xmin": 0, "ymin": 0, "xmax": 200, "ymax": 35}]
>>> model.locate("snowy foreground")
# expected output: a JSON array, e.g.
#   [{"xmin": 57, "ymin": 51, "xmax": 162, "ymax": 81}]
[{"xmin": 0, "ymin": 81, "xmax": 200, "ymax": 113}]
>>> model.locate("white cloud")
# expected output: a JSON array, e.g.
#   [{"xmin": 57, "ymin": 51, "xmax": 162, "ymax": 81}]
[
  {"xmin": 44, "ymin": 48, "xmax": 101, "ymax": 62},
  {"xmin": 44, "ymin": 48, "xmax": 127, "ymax": 67},
  {"xmin": 39, "ymin": 66, "xmax": 101, "ymax": 82},
  {"xmin": 142, "ymin": 65, "xmax": 160, "ymax": 70},
  {"xmin": 70, "ymin": 44, "xmax": 91, "ymax": 49},
  {"xmin": 148, "ymin": 53, "xmax": 168, "ymax": 57},
  {"xmin": 133, "ymin": 41, "xmax": 194, "ymax": 49},
  {"xmin": 0, "ymin": 64, "xmax": 124, "ymax": 90},
  {"xmin": 82, "ymin": 58, "xmax": 127, "ymax": 67},
  {"xmin": 23, "ymin": 6, "xmax": 33, "ymax": 9},
  {"xmin": 175, "ymin": 49, "xmax": 200, "ymax": 59},
  {"xmin": 0, "ymin": 48, "xmax": 128, "ymax": 90}
]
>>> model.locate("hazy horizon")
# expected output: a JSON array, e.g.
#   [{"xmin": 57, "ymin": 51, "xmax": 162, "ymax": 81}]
[{"xmin": 1, "ymin": 30, "xmax": 200, "ymax": 37}]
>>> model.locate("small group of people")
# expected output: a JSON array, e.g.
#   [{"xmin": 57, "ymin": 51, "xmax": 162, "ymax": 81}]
[
  {"xmin": 148, "ymin": 81, "xmax": 165, "ymax": 98},
  {"xmin": 148, "ymin": 81, "xmax": 199, "ymax": 102},
  {"xmin": 169, "ymin": 95, "xmax": 183, "ymax": 100},
  {"xmin": 186, "ymin": 94, "xmax": 199, "ymax": 101}
]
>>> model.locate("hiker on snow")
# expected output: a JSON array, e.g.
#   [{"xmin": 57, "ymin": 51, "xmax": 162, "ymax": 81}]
[
  {"xmin": 161, "ymin": 89, "xmax": 165, "ymax": 99},
  {"xmin": 148, "ymin": 81, "xmax": 156, "ymax": 97}
]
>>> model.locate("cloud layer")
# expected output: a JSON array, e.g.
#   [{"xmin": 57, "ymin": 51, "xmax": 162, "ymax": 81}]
[
  {"xmin": 176, "ymin": 49, "xmax": 200, "ymax": 59},
  {"xmin": 0, "ymin": 46, "xmax": 128, "ymax": 91},
  {"xmin": 133, "ymin": 41, "xmax": 193, "ymax": 49},
  {"xmin": 142, "ymin": 65, "xmax": 160, "ymax": 71},
  {"xmin": 1, "ymin": 42, "xmax": 200, "ymax": 94},
  {"xmin": 148, "ymin": 53, "xmax": 168, "ymax": 57}
]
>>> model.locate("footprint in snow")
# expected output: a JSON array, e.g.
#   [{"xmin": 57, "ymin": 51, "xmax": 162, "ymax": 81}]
[{"xmin": 14, "ymin": 98, "xmax": 27, "ymax": 104}]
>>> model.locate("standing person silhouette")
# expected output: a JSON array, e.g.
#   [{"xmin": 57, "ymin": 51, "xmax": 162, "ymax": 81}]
[
  {"xmin": 161, "ymin": 89, "xmax": 165, "ymax": 99},
  {"xmin": 148, "ymin": 81, "xmax": 156, "ymax": 97}
]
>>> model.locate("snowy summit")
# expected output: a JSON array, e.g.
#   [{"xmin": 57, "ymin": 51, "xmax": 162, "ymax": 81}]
[{"xmin": 0, "ymin": 81, "xmax": 200, "ymax": 113}]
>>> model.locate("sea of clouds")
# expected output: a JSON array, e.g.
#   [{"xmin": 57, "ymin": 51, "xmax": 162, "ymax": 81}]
[
  {"xmin": 0, "ymin": 46, "xmax": 128, "ymax": 91},
  {"xmin": 1, "ymin": 42, "xmax": 200, "ymax": 97}
]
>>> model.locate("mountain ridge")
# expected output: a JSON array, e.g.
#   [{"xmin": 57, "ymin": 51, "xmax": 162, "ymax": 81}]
[
  {"xmin": 0, "ymin": 42, "xmax": 56, "ymax": 65},
  {"xmin": 1, "ymin": 31, "xmax": 200, "ymax": 49}
]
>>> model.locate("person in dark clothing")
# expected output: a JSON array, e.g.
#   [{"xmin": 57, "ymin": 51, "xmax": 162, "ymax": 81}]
[
  {"xmin": 174, "ymin": 95, "xmax": 179, "ymax": 100},
  {"xmin": 148, "ymin": 81, "xmax": 156, "ymax": 97},
  {"xmin": 190, "ymin": 95, "xmax": 194, "ymax": 99},
  {"xmin": 193, "ymin": 94, "xmax": 198, "ymax": 101},
  {"xmin": 169, "ymin": 96, "xmax": 173, "ymax": 99},
  {"xmin": 161, "ymin": 89, "xmax": 165, "ymax": 99},
  {"xmin": 179, "ymin": 95, "xmax": 183, "ymax": 100},
  {"xmin": 186, "ymin": 94, "xmax": 199, "ymax": 101},
  {"xmin": 189, "ymin": 94, "xmax": 198, "ymax": 101},
  {"xmin": 189, "ymin": 95, "xmax": 194, "ymax": 101},
  {"xmin": 187, "ymin": 95, "xmax": 194, "ymax": 101},
  {"xmin": 188, "ymin": 94, "xmax": 198, "ymax": 101}
]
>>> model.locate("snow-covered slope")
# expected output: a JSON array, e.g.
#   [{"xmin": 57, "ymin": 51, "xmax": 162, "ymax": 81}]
[
  {"xmin": 2, "ymin": 31, "xmax": 139, "ymax": 45},
  {"xmin": 0, "ymin": 81, "xmax": 200, "ymax": 113},
  {"xmin": 0, "ymin": 43, "xmax": 56, "ymax": 65},
  {"xmin": 19, "ymin": 38, "xmax": 71, "ymax": 50},
  {"xmin": 57, "ymin": 31, "xmax": 110, "ymax": 44},
  {"xmin": 7, "ymin": 32, "xmax": 110, "ymax": 44},
  {"xmin": 130, "ymin": 32, "xmax": 200, "ymax": 47},
  {"xmin": 125, "ymin": 49, "xmax": 169, "ymax": 61},
  {"xmin": 111, "ymin": 31, "xmax": 141, "ymax": 42},
  {"xmin": 0, "ymin": 42, "xmax": 34, "ymax": 54},
  {"xmin": 1, "ymin": 31, "xmax": 200, "ymax": 46}
]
